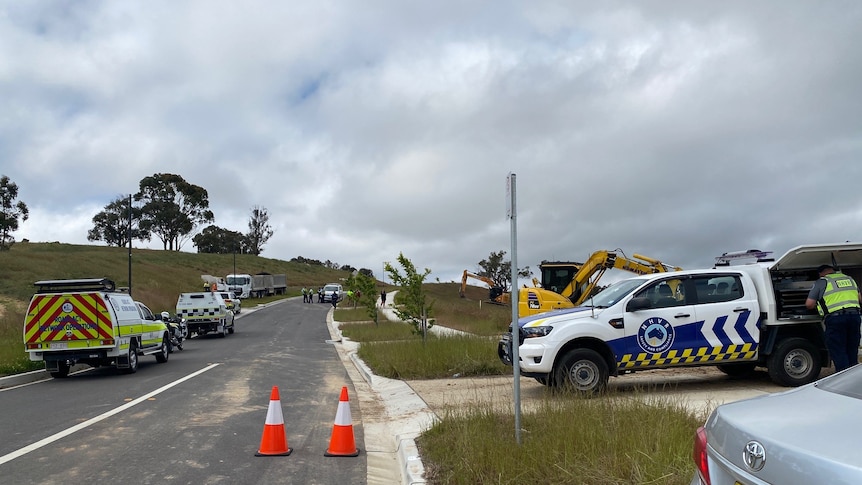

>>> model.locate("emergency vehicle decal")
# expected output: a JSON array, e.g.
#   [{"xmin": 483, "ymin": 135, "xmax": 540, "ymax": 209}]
[
  {"xmin": 701, "ymin": 309, "xmax": 758, "ymax": 348},
  {"xmin": 637, "ymin": 317, "xmax": 675, "ymax": 354},
  {"xmin": 608, "ymin": 312, "xmax": 761, "ymax": 369},
  {"xmin": 177, "ymin": 308, "xmax": 224, "ymax": 320},
  {"xmin": 24, "ymin": 293, "xmax": 113, "ymax": 344}
]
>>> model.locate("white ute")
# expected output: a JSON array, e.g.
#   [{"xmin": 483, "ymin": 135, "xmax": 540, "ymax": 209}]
[
  {"xmin": 499, "ymin": 243, "xmax": 862, "ymax": 392},
  {"xmin": 176, "ymin": 292, "xmax": 235, "ymax": 338}
]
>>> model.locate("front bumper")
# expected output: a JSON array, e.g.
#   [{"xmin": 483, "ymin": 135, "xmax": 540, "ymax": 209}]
[{"xmin": 497, "ymin": 333, "xmax": 555, "ymax": 375}]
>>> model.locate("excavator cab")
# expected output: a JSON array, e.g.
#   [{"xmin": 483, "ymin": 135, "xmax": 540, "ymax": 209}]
[{"xmin": 539, "ymin": 261, "xmax": 582, "ymax": 294}]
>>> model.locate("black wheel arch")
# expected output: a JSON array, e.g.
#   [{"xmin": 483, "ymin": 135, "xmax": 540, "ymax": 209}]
[{"xmin": 552, "ymin": 337, "xmax": 618, "ymax": 379}]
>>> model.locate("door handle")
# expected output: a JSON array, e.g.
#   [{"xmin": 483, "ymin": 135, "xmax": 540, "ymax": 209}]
[
  {"xmin": 733, "ymin": 308, "xmax": 749, "ymax": 313},
  {"xmin": 674, "ymin": 313, "xmax": 691, "ymax": 318}
]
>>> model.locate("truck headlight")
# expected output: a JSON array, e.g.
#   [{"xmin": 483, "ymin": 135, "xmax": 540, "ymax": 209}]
[{"xmin": 521, "ymin": 326, "xmax": 553, "ymax": 339}]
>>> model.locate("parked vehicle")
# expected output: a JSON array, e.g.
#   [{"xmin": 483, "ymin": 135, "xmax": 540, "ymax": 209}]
[
  {"xmin": 321, "ymin": 283, "xmax": 343, "ymax": 303},
  {"xmin": 692, "ymin": 363, "xmax": 862, "ymax": 484},
  {"xmin": 219, "ymin": 292, "xmax": 242, "ymax": 314},
  {"xmin": 23, "ymin": 278, "xmax": 170, "ymax": 377},
  {"xmin": 160, "ymin": 311, "xmax": 187, "ymax": 351},
  {"xmin": 226, "ymin": 273, "xmax": 253, "ymax": 298},
  {"xmin": 499, "ymin": 243, "xmax": 862, "ymax": 392},
  {"xmin": 176, "ymin": 292, "xmax": 235, "ymax": 338}
]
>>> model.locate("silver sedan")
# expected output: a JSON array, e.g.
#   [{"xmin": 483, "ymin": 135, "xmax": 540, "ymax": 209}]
[{"xmin": 692, "ymin": 364, "xmax": 862, "ymax": 484}]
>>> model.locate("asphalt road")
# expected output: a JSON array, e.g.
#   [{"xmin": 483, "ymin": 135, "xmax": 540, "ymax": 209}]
[{"xmin": 0, "ymin": 298, "xmax": 365, "ymax": 485}]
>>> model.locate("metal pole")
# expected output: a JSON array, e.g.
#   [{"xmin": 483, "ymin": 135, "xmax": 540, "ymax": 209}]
[
  {"xmin": 508, "ymin": 173, "xmax": 521, "ymax": 445},
  {"xmin": 128, "ymin": 194, "xmax": 133, "ymax": 296}
]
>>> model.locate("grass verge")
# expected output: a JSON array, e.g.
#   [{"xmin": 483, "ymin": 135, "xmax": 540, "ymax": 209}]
[
  {"xmin": 357, "ymin": 335, "xmax": 509, "ymax": 379},
  {"xmin": 418, "ymin": 394, "xmax": 701, "ymax": 485}
]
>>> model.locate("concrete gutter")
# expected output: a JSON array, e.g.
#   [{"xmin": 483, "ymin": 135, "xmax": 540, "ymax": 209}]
[{"xmin": 329, "ymin": 290, "xmax": 437, "ymax": 485}]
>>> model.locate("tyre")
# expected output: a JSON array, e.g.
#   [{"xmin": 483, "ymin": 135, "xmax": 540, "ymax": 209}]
[
  {"xmin": 156, "ymin": 335, "xmax": 169, "ymax": 363},
  {"xmin": 219, "ymin": 323, "xmax": 227, "ymax": 338},
  {"xmin": 553, "ymin": 348, "xmax": 609, "ymax": 393},
  {"xmin": 50, "ymin": 362, "xmax": 70, "ymax": 379},
  {"xmin": 767, "ymin": 337, "xmax": 821, "ymax": 387},
  {"xmin": 534, "ymin": 376, "xmax": 550, "ymax": 386},
  {"xmin": 716, "ymin": 362, "xmax": 757, "ymax": 377},
  {"xmin": 228, "ymin": 322, "xmax": 235, "ymax": 334},
  {"xmin": 123, "ymin": 340, "xmax": 139, "ymax": 374}
]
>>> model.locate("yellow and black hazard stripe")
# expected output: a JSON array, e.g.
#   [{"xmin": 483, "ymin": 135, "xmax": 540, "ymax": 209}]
[{"xmin": 618, "ymin": 343, "xmax": 757, "ymax": 369}]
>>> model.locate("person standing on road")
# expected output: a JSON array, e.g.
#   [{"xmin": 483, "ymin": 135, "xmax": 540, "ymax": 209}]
[
  {"xmin": 331, "ymin": 291, "xmax": 339, "ymax": 309},
  {"xmin": 301, "ymin": 287, "xmax": 307, "ymax": 303},
  {"xmin": 806, "ymin": 264, "xmax": 862, "ymax": 372},
  {"xmin": 380, "ymin": 290, "xmax": 387, "ymax": 307}
]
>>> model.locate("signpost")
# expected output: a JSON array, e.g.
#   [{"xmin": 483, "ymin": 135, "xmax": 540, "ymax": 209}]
[{"xmin": 507, "ymin": 173, "xmax": 521, "ymax": 445}]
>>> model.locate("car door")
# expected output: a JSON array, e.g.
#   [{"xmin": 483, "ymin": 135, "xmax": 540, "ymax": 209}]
[
  {"xmin": 690, "ymin": 273, "xmax": 759, "ymax": 361},
  {"xmin": 622, "ymin": 276, "xmax": 699, "ymax": 369}
]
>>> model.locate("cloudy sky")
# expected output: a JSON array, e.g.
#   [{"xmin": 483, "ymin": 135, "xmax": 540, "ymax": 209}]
[{"xmin": 3, "ymin": 1, "xmax": 862, "ymax": 285}]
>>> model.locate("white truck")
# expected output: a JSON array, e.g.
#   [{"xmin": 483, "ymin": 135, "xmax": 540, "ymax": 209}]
[
  {"xmin": 226, "ymin": 273, "xmax": 253, "ymax": 298},
  {"xmin": 498, "ymin": 243, "xmax": 862, "ymax": 393},
  {"xmin": 176, "ymin": 292, "xmax": 235, "ymax": 338},
  {"xmin": 23, "ymin": 278, "xmax": 171, "ymax": 377}
]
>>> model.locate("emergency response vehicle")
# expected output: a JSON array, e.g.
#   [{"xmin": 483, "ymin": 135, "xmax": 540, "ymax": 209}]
[
  {"xmin": 23, "ymin": 278, "xmax": 171, "ymax": 377},
  {"xmin": 176, "ymin": 291, "xmax": 235, "ymax": 338},
  {"xmin": 498, "ymin": 243, "xmax": 862, "ymax": 392}
]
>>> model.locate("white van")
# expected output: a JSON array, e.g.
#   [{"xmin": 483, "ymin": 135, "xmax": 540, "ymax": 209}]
[{"xmin": 321, "ymin": 283, "xmax": 343, "ymax": 303}]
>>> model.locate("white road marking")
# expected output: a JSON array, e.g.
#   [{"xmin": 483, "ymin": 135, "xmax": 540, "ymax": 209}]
[{"xmin": 0, "ymin": 363, "xmax": 220, "ymax": 466}]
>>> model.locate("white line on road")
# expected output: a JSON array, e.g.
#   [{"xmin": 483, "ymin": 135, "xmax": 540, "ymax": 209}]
[{"xmin": 0, "ymin": 363, "xmax": 220, "ymax": 466}]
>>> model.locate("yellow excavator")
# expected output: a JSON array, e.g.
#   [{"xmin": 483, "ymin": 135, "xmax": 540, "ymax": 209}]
[
  {"xmin": 460, "ymin": 250, "xmax": 681, "ymax": 317},
  {"xmin": 459, "ymin": 270, "xmax": 511, "ymax": 304}
]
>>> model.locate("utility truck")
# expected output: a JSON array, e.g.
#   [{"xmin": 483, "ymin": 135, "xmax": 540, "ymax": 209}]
[
  {"xmin": 176, "ymin": 292, "xmax": 235, "ymax": 338},
  {"xmin": 23, "ymin": 278, "xmax": 171, "ymax": 377},
  {"xmin": 498, "ymin": 243, "xmax": 862, "ymax": 393}
]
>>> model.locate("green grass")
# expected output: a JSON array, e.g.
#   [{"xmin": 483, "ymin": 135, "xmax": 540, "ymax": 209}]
[
  {"xmin": 339, "ymin": 320, "xmax": 418, "ymax": 341},
  {"xmin": 357, "ymin": 335, "xmax": 510, "ymax": 379},
  {"xmin": 418, "ymin": 395, "xmax": 702, "ymax": 485}
]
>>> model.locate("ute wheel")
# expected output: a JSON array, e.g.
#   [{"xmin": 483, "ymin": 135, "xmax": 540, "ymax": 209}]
[
  {"xmin": 768, "ymin": 337, "xmax": 821, "ymax": 387},
  {"xmin": 219, "ymin": 323, "xmax": 227, "ymax": 338},
  {"xmin": 553, "ymin": 348, "xmax": 609, "ymax": 394},
  {"xmin": 228, "ymin": 323, "xmax": 235, "ymax": 334},
  {"xmin": 50, "ymin": 362, "xmax": 71, "ymax": 378},
  {"xmin": 124, "ymin": 340, "xmax": 139, "ymax": 374},
  {"xmin": 716, "ymin": 362, "xmax": 757, "ymax": 377},
  {"xmin": 156, "ymin": 335, "xmax": 169, "ymax": 363}
]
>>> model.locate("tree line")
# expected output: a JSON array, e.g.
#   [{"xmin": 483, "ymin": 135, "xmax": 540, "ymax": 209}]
[
  {"xmin": 86, "ymin": 173, "xmax": 274, "ymax": 255},
  {"xmin": 0, "ymin": 172, "xmax": 273, "ymax": 255}
]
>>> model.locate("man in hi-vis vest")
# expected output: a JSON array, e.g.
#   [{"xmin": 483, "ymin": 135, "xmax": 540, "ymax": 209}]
[{"xmin": 806, "ymin": 264, "xmax": 862, "ymax": 372}]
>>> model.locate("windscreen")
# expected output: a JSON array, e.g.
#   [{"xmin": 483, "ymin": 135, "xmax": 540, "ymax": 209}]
[{"xmin": 585, "ymin": 278, "xmax": 646, "ymax": 307}]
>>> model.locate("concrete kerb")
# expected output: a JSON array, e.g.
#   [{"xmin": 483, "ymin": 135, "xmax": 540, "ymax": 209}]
[{"xmin": 328, "ymin": 291, "xmax": 436, "ymax": 485}]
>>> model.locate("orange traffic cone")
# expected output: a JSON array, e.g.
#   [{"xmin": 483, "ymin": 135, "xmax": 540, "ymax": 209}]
[
  {"xmin": 255, "ymin": 386, "xmax": 293, "ymax": 456},
  {"xmin": 324, "ymin": 386, "xmax": 360, "ymax": 457}
]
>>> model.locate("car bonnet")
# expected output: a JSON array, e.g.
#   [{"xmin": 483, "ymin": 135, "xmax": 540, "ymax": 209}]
[{"xmin": 705, "ymin": 384, "xmax": 862, "ymax": 483}]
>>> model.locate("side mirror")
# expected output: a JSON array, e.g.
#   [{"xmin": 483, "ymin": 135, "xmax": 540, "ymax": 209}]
[{"xmin": 626, "ymin": 297, "xmax": 652, "ymax": 312}]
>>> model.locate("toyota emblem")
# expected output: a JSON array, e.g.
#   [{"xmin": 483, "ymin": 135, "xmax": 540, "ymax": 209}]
[{"xmin": 743, "ymin": 440, "xmax": 766, "ymax": 472}]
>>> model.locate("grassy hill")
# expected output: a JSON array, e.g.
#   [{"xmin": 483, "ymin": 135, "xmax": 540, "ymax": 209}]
[
  {"xmin": 0, "ymin": 241, "xmax": 512, "ymax": 374},
  {"xmin": 0, "ymin": 241, "xmax": 357, "ymax": 373}
]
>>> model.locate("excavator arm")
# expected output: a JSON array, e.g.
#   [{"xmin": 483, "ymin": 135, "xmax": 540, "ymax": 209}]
[
  {"xmin": 555, "ymin": 251, "xmax": 681, "ymax": 306},
  {"xmin": 459, "ymin": 270, "xmax": 510, "ymax": 304}
]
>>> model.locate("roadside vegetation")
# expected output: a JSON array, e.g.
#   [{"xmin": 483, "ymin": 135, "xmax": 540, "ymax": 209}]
[{"xmin": 336, "ymin": 282, "xmax": 700, "ymax": 484}]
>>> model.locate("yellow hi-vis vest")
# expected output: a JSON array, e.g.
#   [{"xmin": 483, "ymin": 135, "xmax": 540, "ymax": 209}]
[{"xmin": 819, "ymin": 273, "xmax": 860, "ymax": 316}]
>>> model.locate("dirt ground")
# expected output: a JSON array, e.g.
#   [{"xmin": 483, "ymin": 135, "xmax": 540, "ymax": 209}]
[{"xmin": 405, "ymin": 365, "xmax": 835, "ymax": 420}]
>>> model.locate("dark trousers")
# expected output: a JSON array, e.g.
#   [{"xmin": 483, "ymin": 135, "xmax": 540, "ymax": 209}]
[{"xmin": 824, "ymin": 312, "xmax": 862, "ymax": 372}]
